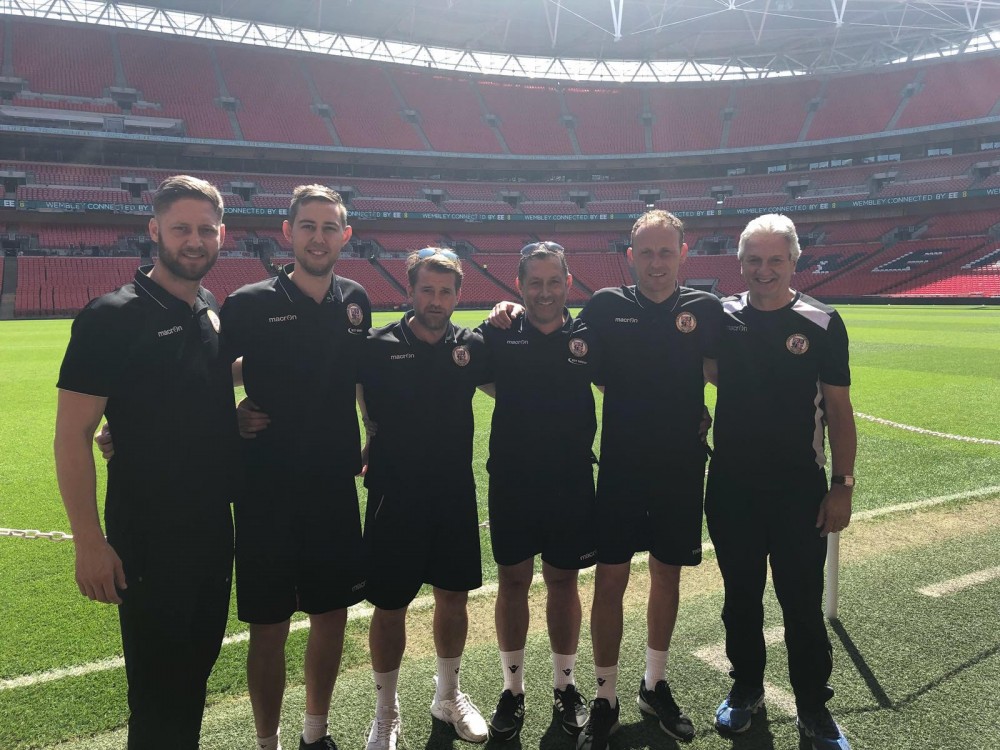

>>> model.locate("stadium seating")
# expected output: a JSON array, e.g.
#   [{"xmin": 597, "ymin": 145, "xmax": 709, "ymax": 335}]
[
  {"xmin": 13, "ymin": 21, "xmax": 114, "ymax": 98},
  {"xmin": 332, "ymin": 259, "xmax": 407, "ymax": 308},
  {"xmin": 563, "ymin": 87, "xmax": 645, "ymax": 155},
  {"xmin": 678, "ymin": 255, "xmax": 744, "ymax": 296},
  {"xmin": 564, "ymin": 253, "xmax": 633, "ymax": 293},
  {"xmin": 15, "ymin": 257, "xmax": 140, "ymax": 316},
  {"xmin": 216, "ymin": 46, "xmax": 332, "ymax": 145},
  {"xmin": 648, "ymin": 86, "xmax": 730, "ymax": 153},
  {"xmin": 119, "ymin": 33, "xmax": 235, "ymax": 139},
  {"xmin": 895, "ymin": 56, "xmax": 1000, "ymax": 129},
  {"xmin": 476, "ymin": 81, "xmax": 574, "ymax": 155},
  {"xmin": 806, "ymin": 236, "xmax": 987, "ymax": 296},
  {"xmin": 727, "ymin": 79, "xmax": 822, "ymax": 148},
  {"xmin": 366, "ymin": 232, "xmax": 449, "ymax": 252},
  {"xmin": 309, "ymin": 59, "xmax": 426, "ymax": 151},
  {"xmin": 390, "ymin": 70, "xmax": 502, "ymax": 154},
  {"xmin": 806, "ymin": 68, "xmax": 916, "ymax": 141}
]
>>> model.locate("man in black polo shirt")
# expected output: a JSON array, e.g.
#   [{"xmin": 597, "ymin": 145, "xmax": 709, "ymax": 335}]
[
  {"xmin": 577, "ymin": 210, "xmax": 720, "ymax": 749},
  {"xmin": 705, "ymin": 214, "xmax": 855, "ymax": 750},
  {"xmin": 479, "ymin": 242, "xmax": 598, "ymax": 741},
  {"xmin": 489, "ymin": 212, "xmax": 721, "ymax": 749},
  {"xmin": 361, "ymin": 249, "xmax": 491, "ymax": 750},
  {"xmin": 55, "ymin": 176, "xmax": 238, "ymax": 750},
  {"xmin": 222, "ymin": 185, "xmax": 369, "ymax": 750}
]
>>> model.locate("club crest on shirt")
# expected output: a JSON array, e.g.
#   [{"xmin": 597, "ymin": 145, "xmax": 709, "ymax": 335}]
[
  {"xmin": 786, "ymin": 333, "xmax": 810, "ymax": 354},
  {"xmin": 452, "ymin": 345, "xmax": 471, "ymax": 367},
  {"xmin": 206, "ymin": 309, "xmax": 221, "ymax": 334},
  {"xmin": 346, "ymin": 303, "xmax": 364, "ymax": 327},
  {"xmin": 675, "ymin": 311, "xmax": 697, "ymax": 333},
  {"xmin": 568, "ymin": 337, "xmax": 588, "ymax": 357}
]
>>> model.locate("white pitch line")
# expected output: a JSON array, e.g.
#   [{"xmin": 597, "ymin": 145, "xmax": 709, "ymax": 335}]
[
  {"xmin": 5, "ymin": 486, "xmax": 999, "ymax": 692},
  {"xmin": 852, "ymin": 485, "xmax": 1000, "ymax": 521},
  {"xmin": 692, "ymin": 627, "xmax": 798, "ymax": 715},
  {"xmin": 855, "ymin": 412, "xmax": 1000, "ymax": 445},
  {"xmin": 917, "ymin": 565, "xmax": 1000, "ymax": 598}
]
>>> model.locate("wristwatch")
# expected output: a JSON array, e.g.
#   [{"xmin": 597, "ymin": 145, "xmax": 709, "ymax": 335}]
[{"xmin": 831, "ymin": 474, "xmax": 855, "ymax": 488}]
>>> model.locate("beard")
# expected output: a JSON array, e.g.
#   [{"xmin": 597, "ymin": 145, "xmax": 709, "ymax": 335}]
[{"xmin": 156, "ymin": 240, "xmax": 218, "ymax": 282}]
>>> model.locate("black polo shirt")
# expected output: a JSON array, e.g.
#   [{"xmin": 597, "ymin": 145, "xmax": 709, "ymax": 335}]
[
  {"xmin": 57, "ymin": 266, "xmax": 239, "ymax": 563},
  {"xmin": 478, "ymin": 311, "xmax": 599, "ymax": 475},
  {"xmin": 712, "ymin": 291, "xmax": 851, "ymax": 476},
  {"xmin": 221, "ymin": 264, "xmax": 370, "ymax": 476},
  {"xmin": 361, "ymin": 313, "xmax": 491, "ymax": 496},
  {"xmin": 580, "ymin": 284, "xmax": 722, "ymax": 467}
]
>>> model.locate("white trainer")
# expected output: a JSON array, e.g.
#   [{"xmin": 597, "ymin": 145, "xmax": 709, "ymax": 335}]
[
  {"xmin": 430, "ymin": 691, "xmax": 489, "ymax": 743},
  {"xmin": 366, "ymin": 702, "xmax": 401, "ymax": 750}
]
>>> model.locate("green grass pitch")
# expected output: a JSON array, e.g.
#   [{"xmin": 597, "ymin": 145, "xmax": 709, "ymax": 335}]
[{"xmin": 1, "ymin": 304, "xmax": 998, "ymax": 749}]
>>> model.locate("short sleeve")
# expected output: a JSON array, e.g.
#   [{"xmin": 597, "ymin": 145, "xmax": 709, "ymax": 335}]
[
  {"xmin": 819, "ymin": 312, "xmax": 851, "ymax": 387},
  {"xmin": 56, "ymin": 301, "xmax": 131, "ymax": 398}
]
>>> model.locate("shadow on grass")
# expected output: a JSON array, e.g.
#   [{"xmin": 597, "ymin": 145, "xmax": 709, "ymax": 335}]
[
  {"xmin": 829, "ymin": 618, "xmax": 893, "ymax": 709},
  {"xmin": 832, "ymin": 618, "xmax": 1000, "ymax": 717}
]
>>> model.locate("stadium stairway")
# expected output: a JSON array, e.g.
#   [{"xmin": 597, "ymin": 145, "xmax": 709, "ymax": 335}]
[
  {"xmin": 468, "ymin": 258, "xmax": 517, "ymax": 298},
  {"xmin": 1, "ymin": 256, "xmax": 16, "ymax": 319},
  {"xmin": 370, "ymin": 258, "xmax": 408, "ymax": 298}
]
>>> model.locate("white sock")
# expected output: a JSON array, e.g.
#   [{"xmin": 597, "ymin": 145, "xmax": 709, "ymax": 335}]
[
  {"xmin": 500, "ymin": 649, "xmax": 525, "ymax": 694},
  {"xmin": 436, "ymin": 655, "xmax": 462, "ymax": 701},
  {"xmin": 644, "ymin": 647, "xmax": 669, "ymax": 688},
  {"xmin": 552, "ymin": 652, "xmax": 577, "ymax": 690},
  {"xmin": 595, "ymin": 663, "xmax": 618, "ymax": 702},
  {"xmin": 302, "ymin": 712, "xmax": 328, "ymax": 744},
  {"xmin": 256, "ymin": 731, "xmax": 280, "ymax": 750},
  {"xmin": 374, "ymin": 668, "xmax": 400, "ymax": 712}
]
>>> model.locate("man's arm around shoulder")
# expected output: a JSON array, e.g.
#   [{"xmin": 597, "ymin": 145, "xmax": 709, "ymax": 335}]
[{"xmin": 54, "ymin": 389, "xmax": 127, "ymax": 604}]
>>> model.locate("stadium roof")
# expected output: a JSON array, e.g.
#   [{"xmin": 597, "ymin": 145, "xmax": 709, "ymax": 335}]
[{"xmin": 8, "ymin": 0, "xmax": 1000, "ymax": 81}]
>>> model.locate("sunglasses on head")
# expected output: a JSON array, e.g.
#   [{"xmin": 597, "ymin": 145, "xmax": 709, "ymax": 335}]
[
  {"xmin": 520, "ymin": 241, "xmax": 566, "ymax": 256},
  {"xmin": 417, "ymin": 248, "xmax": 459, "ymax": 261}
]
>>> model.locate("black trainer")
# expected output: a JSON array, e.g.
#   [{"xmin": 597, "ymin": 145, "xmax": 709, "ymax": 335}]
[
  {"xmin": 300, "ymin": 735, "xmax": 338, "ymax": 750},
  {"xmin": 575, "ymin": 698, "xmax": 620, "ymax": 750},
  {"xmin": 553, "ymin": 684, "xmax": 589, "ymax": 735},
  {"xmin": 488, "ymin": 689, "xmax": 525, "ymax": 741},
  {"xmin": 636, "ymin": 679, "xmax": 695, "ymax": 743}
]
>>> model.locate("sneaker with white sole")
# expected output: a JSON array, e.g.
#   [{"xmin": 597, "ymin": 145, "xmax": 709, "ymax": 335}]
[
  {"xmin": 636, "ymin": 679, "xmax": 694, "ymax": 742},
  {"xmin": 714, "ymin": 685, "xmax": 765, "ymax": 734},
  {"xmin": 365, "ymin": 702, "xmax": 401, "ymax": 750},
  {"xmin": 430, "ymin": 691, "xmax": 489, "ymax": 743},
  {"xmin": 553, "ymin": 685, "xmax": 589, "ymax": 735}
]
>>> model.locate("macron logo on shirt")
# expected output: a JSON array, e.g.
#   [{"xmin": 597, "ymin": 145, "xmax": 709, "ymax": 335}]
[
  {"xmin": 157, "ymin": 325, "xmax": 183, "ymax": 338},
  {"xmin": 614, "ymin": 317, "xmax": 639, "ymax": 324},
  {"xmin": 268, "ymin": 314, "xmax": 297, "ymax": 323}
]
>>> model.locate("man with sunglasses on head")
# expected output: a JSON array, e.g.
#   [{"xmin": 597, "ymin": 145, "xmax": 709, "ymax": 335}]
[
  {"xmin": 490, "ymin": 211, "xmax": 722, "ymax": 749},
  {"xmin": 478, "ymin": 242, "xmax": 600, "ymax": 742},
  {"xmin": 360, "ymin": 248, "xmax": 492, "ymax": 750}
]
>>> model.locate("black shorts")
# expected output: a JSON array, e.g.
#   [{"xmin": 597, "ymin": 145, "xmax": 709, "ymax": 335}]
[
  {"xmin": 488, "ymin": 465, "xmax": 597, "ymax": 569},
  {"xmin": 594, "ymin": 456, "xmax": 706, "ymax": 566},
  {"xmin": 234, "ymin": 476, "xmax": 366, "ymax": 624},
  {"xmin": 363, "ymin": 485, "xmax": 482, "ymax": 610}
]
